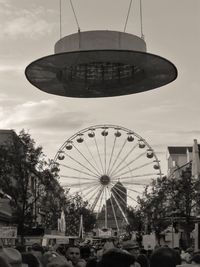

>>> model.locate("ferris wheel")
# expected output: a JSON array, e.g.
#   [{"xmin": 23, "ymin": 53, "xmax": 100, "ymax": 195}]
[{"xmin": 53, "ymin": 124, "xmax": 162, "ymax": 231}]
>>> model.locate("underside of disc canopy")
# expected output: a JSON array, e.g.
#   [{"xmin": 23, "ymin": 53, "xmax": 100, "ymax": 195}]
[{"xmin": 25, "ymin": 30, "xmax": 177, "ymax": 98}]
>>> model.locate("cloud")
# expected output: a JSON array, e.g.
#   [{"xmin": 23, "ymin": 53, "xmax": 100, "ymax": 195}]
[
  {"xmin": 0, "ymin": 99, "xmax": 90, "ymax": 132},
  {"xmin": 0, "ymin": 4, "xmax": 56, "ymax": 39},
  {"xmin": 0, "ymin": 63, "xmax": 26, "ymax": 73}
]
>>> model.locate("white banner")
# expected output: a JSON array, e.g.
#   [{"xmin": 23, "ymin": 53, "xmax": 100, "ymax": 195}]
[
  {"xmin": 0, "ymin": 227, "xmax": 17, "ymax": 238},
  {"xmin": 98, "ymin": 229, "xmax": 112, "ymax": 238}
]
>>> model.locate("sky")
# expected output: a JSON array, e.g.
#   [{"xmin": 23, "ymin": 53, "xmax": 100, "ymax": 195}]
[{"xmin": 0, "ymin": 0, "xmax": 200, "ymax": 181}]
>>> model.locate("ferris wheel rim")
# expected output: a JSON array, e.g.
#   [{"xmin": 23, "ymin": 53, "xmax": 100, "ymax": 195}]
[
  {"xmin": 53, "ymin": 124, "xmax": 163, "ymax": 232},
  {"xmin": 54, "ymin": 124, "xmax": 162, "ymax": 178}
]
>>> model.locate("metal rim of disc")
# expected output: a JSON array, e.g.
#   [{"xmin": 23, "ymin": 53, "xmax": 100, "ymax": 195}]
[{"xmin": 25, "ymin": 49, "xmax": 178, "ymax": 98}]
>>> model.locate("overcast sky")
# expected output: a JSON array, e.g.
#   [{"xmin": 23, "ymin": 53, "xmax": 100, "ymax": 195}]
[{"xmin": 0, "ymin": 0, "xmax": 200, "ymax": 177}]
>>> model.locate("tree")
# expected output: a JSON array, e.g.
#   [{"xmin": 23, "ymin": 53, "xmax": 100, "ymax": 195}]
[
  {"xmin": 64, "ymin": 193, "xmax": 96, "ymax": 236},
  {"xmin": 136, "ymin": 165, "xmax": 200, "ymax": 247},
  {"xmin": 0, "ymin": 130, "xmax": 44, "ymax": 244},
  {"xmin": 38, "ymin": 168, "xmax": 67, "ymax": 230},
  {"xmin": 0, "ymin": 129, "xmax": 96, "ymax": 243}
]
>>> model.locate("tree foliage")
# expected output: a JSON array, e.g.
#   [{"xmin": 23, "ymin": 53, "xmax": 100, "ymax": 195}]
[
  {"xmin": 0, "ymin": 129, "xmax": 96, "ymax": 241},
  {"xmin": 132, "ymin": 165, "xmax": 200, "ymax": 247},
  {"xmin": 64, "ymin": 193, "xmax": 96, "ymax": 235}
]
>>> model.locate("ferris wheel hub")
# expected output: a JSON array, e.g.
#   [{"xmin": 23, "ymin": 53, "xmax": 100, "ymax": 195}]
[{"xmin": 100, "ymin": 175, "xmax": 110, "ymax": 186}]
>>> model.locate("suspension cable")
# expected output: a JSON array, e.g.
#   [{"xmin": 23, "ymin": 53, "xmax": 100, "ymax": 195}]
[
  {"xmin": 69, "ymin": 0, "xmax": 80, "ymax": 31},
  {"xmin": 59, "ymin": 0, "xmax": 62, "ymax": 39},
  {"xmin": 139, "ymin": 0, "xmax": 144, "ymax": 39},
  {"xmin": 124, "ymin": 0, "xmax": 133, "ymax": 32}
]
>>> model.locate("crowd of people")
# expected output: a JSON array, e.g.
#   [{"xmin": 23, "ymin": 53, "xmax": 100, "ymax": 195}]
[{"xmin": 0, "ymin": 238, "xmax": 199, "ymax": 267}]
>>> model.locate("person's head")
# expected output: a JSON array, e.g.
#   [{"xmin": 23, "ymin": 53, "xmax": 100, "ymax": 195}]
[
  {"xmin": 150, "ymin": 247, "xmax": 181, "ymax": 267},
  {"xmin": 122, "ymin": 241, "xmax": 140, "ymax": 257},
  {"xmin": 97, "ymin": 248, "xmax": 135, "ymax": 267},
  {"xmin": 80, "ymin": 246, "xmax": 91, "ymax": 261},
  {"xmin": 0, "ymin": 255, "xmax": 12, "ymax": 267},
  {"xmin": 191, "ymin": 254, "xmax": 200, "ymax": 264},
  {"xmin": 21, "ymin": 253, "xmax": 40, "ymax": 267},
  {"xmin": 31, "ymin": 243, "xmax": 44, "ymax": 263},
  {"xmin": 137, "ymin": 254, "xmax": 149, "ymax": 267},
  {"xmin": 55, "ymin": 245, "xmax": 66, "ymax": 257},
  {"xmin": 86, "ymin": 258, "xmax": 97, "ymax": 267},
  {"xmin": 173, "ymin": 247, "xmax": 180, "ymax": 255},
  {"xmin": 65, "ymin": 246, "xmax": 80, "ymax": 265},
  {"xmin": 0, "ymin": 247, "xmax": 24, "ymax": 267}
]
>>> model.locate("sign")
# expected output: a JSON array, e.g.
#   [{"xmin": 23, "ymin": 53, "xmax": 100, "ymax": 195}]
[
  {"xmin": 143, "ymin": 234, "xmax": 156, "ymax": 250},
  {"xmin": 56, "ymin": 238, "xmax": 69, "ymax": 244},
  {"xmin": 0, "ymin": 227, "xmax": 17, "ymax": 238},
  {"xmin": 98, "ymin": 228, "xmax": 112, "ymax": 238}
]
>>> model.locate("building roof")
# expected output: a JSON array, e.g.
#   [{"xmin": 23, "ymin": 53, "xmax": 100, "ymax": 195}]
[
  {"xmin": 168, "ymin": 146, "xmax": 192, "ymax": 154},
  {"xmin": 168, "ymin": 145, "xmax": 200, "ymax": 157},
  {"xmin": 0, "ymin": 129, "xmax": 18, "ymax": 146}
]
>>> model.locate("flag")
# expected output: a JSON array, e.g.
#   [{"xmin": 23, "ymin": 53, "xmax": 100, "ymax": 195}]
[
  {"xmin": 78, "ymin": 214, "xmax": 84, "ymax": 239},
  {"xmin": 192, "ymin": 139, "xmax": 200, "ymax": 179}
]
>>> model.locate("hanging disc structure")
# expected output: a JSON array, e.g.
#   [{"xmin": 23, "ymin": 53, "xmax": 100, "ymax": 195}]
[
  {"xmin": 53, "ymin": 124, "xmax": 162, "ymax": 230},
  {"xmin": 25, "ymin": 30, "xmax": 177, "ymax": 98}
]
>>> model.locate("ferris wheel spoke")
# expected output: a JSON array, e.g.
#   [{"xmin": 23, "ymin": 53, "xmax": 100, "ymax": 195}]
[
  {"xmin": 106, "ymin": 136, "xmax": 117, "ymax": 175},
  {"xmin": 81, "ymin": 183, "xmax": 100, "ymax": 197},
  {"xmin": 96, "ymin": 188, "xmax": 105, "ymax": 220},
  {"xmin": 109, "ymin": 143, "xmax": 138, "ymax": 177},
  {"xmin": 110, "ymin": 190, "xmax": 129, "ymax": 225},
  {"xmin": 108, "ymin": 139, "xmax": 127, "ymax": 176},
  {"xmin": 111, "ymin": 151, "xmax": 146, "ymax": 177},
  {"xmin": 63, "ymin": 151, "xmax": 100, "ymax": 178},
  {"xmin": 114, "ymin": 159, "xmax": 153, "ymax": 178},
  {"xmin": 59, "ymin": 163, "xmax": 98, "ymax": 178},
  {"xmin": 121, "ymin": 181, "xmax": 148, "ymax": 186},
  {"xmin": 107, "ymin": 187, "xmax": 119, "ymax": 232},
  {"xmin": 84, "ymin": 140, "xmax": 102, "ymax": 176},
  {"xmin": 110, "ymin": 181, "xmax": 142, "ymax": 195},
  {"xmin": 112, "ymin": 173, "xmax": 156, "ymax": 181},
  {"xmin": 67, "ymin": 183, "xmax": 99, "ymax": 199},
  {"xmin": 110, "ymin": 182, "xmax": 139, "ymax": 204},
  {"xmin": 91, "ymin": 185, "xmax": 104, "ymax": 211},
  {"xmin": 72, "ymin": 143, "xmax": 101, "ymax": 177},
  {"xmin": 94, "ymin": 136, "xmax": 104, "ymax": 174},
  {"xmin": 111, "ymin": 186, "xmax": 127, "ymax": 207},
  {"xmin": 62, "ymin": 181, "xmax": 98, "ymax": 188},
  {"xmin": 60, "ymin": 175, "xmax": 97, "ymax": 181},
  {"xmin": 104, "ymin": 134, "xmax": 107, "ymax": 174},
  {"xmin": 104, "ymin": 186, "xmax": 108, "ymax": 228}
]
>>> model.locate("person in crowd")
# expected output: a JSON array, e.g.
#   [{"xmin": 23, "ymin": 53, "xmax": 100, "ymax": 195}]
[
  {"xmin": 122, "ymin": 240, "xmax": 141, "ymax": 267},
  {"xmin": 181, "ymin": 248, "xmax": 193, "ymax": 264},
  {"xmin": 65, "ymin": 246, "xmax": 86, "ymax": 267},
  {"xmin": 80, "ymin": 246, "xmax": 91, "ymax": 262},
  {"xmin": 191, "ymin": 254, "xmax": 200, "ymax": 266},
  {"xmin": 0, "ymin": 247, "xmax": 26, "ymax": 267},
  {"xmin": 137, "ymin": 254, "xmax": 149, "ymax": 267},
  {"xmin": 96, "ymin": 248, "xmax": 135, "ymax": 267},
  {"xmin": 86, "ymin": 258, "xmax": 97, "ymax": 267},
  {"xmin": 178, "ymin": 253, "xmax": 200, "ymax": 267},
  {"xmin": 150, "ymin": 247, "xmax": 181, "ymax": 267},
  {"xmin": 0, "ymin": 256, "xmax": 12, "ymax": 267},
  {"xmin": 55, "ymin": 244, "xmax": 67, "ymax": 257},
  {"xmin": 30, "ymin": 243, "xmax": 44, "ymax": 266},
  {"xmin": 42, "ymin": 250, "xmax": 72, "ymax": 267},
  {"xmin": 21, "ymin": 252, "xmax": 40, "ymax": 267},
  {"xmin": 123, "ymin": 241, "xmax": 140, "ymax": 258},
  {"xmin": 89, "ymin": 247, "xmax": 96, "ymax": 260},
  {"xmin": 103, "ymin": 238, "xmax": 115, "ymax": 252}
]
